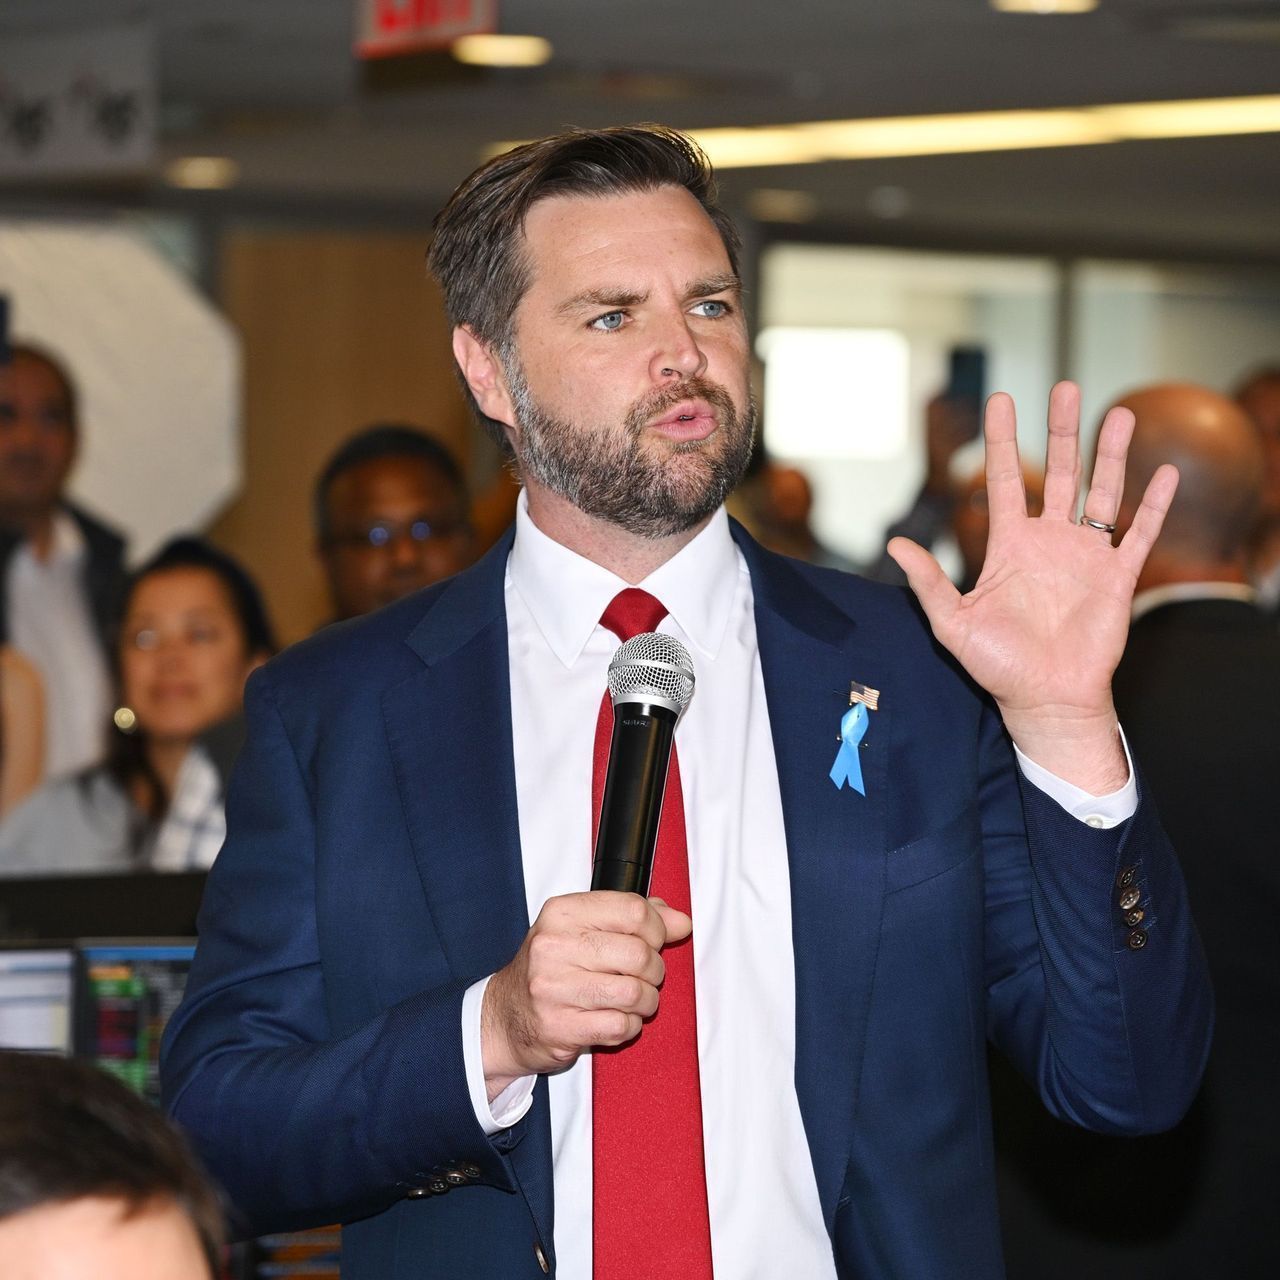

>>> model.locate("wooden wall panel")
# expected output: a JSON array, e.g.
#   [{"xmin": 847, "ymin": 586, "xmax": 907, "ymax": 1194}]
[{"xmin": 209, "ymin": 230, "xmax": 472, "ymax": 644}]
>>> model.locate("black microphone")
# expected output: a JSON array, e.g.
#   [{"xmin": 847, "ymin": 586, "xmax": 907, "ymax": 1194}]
[{"xmin": 591, "ymin": 632, "xmax": 696, "ymax": 896}]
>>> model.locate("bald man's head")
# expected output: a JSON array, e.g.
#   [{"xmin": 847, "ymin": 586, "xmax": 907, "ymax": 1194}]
[{"xmin": 1111, "ymin": 382, "xmax": 1263, "ymax": 586}]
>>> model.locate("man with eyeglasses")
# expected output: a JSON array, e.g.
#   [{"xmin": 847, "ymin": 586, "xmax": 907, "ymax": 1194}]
[{"xmin": 314, "ymin": 424, "xmax": 476, "ymax": 622}]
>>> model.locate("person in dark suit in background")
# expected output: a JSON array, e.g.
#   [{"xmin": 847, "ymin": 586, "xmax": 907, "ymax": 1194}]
[
  {"xmin": 1235, "ymin": 365, "xmax": 1280, "ymax": 613},
  {"xmin": 996, "ymin": 382, "xmax": 1279, "ymax": 1279},
  {"xmin": 0, "ymin": 342, "xmax": 126, "ymax": 778}
]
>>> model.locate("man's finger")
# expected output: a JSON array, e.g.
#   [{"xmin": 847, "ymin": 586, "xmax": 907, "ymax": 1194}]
[
  {"xmin": 1117, "ymin": 462, "xmax": 1179, "ymax": 576},
  {"xmin": 573, "ymin": 1009, "xmax": 644, "ymax": 1050},
  {"xmin": 558, "ymin": 889, "xmax": 668, "ymax": 950},
  {"xmin": 1083, "ymin": 403, "xmax": 1135, "ymax": 532},
  {"xmin": 573, "ymin": 929, "xmax": 666, "ymax": 986},
  {"xmin": 887, "ymin": 537, "xmax": 961, "ymax": 633},
  {"xmin": 574, "ymin": 974, "xmax": 661, "ymax": 1018},
  {"xmin": 982, "ymin": 392, "xmax": 1028, "ymax": 525},
  {"xmin": 649, "ymin": 898, "xmax": 692, "ymax": 945},
  {"xmin": 1042, "ymin": 380, "xmax": 1083, "ymax": 521}
]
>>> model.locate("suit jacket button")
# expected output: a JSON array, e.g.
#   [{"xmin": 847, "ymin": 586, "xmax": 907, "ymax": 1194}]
[
  {"xmin": 406, "ymin": 1187, "xmax": 430, "ymax": 1199},
  {"xmin": 461, "ymin": 1162, "xmax": 482, "ymax": 1179},
  {"xmin": 1127, "ymin": 928, "xmax": 1148, "ymax": 950},
  {"xmin": 1117, "ymin": 865, "xmax": 1138, "ymax": 888},
  {"xmin": 1118, "ymin": 886, "xmax": 1141, "ymax": 912},
  {"xmin": 445, "ymin": 1170, "xmax": 467, "ymax": 1186},
  {"xmin": 1124, "ymin": 908, "xmax": 1145, "ymax": 927},
  {"xmin": 533, "ymin": 1240, "xmax": 550, "ymax": 1273},
  {"xmin": 427, "ymin": 1176, "xmax": 449, "ymax": 1194}
]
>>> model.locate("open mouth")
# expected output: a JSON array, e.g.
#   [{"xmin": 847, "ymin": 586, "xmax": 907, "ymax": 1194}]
[{"xmin": 648, "ymin": 400, "xmax": 718, "ymax": 442}]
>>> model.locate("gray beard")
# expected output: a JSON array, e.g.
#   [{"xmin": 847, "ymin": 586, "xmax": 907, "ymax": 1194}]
[{"xmin": 504, "ymin": 358, "xmax": 756, "ymax": 540}]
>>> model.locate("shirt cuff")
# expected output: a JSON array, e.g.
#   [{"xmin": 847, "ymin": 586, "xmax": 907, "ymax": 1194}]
[
  {"xmin": 1012, "ymin": 725, "xmax": 1138, "ymax": 829},
  {"xmin": 461, "ymin": 976, "xmax": 536, "ymax": 1135}
]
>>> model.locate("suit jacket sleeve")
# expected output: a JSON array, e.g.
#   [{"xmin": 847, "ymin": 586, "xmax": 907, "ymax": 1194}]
[
  {"xmin": 979, "ymin": 702, "xmax": 1213, "ymax": 1134},
  {"xmin": 160, "ymin": 668, "xmax": 523, "ymax": 1236}
]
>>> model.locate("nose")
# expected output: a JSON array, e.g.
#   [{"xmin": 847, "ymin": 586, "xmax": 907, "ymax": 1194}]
[
  {"xmin": 387, "ymin": 528, "xmax": 427, "ymax": 571},
  {"xmin": 650, "ymin": 313, "xmax": 707, "ymax": 384}
]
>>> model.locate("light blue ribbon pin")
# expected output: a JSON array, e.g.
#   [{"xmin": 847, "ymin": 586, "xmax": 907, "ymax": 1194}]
[{"xmin": 829, "ymin": 701, "xmax": 869, "ymax": 794}]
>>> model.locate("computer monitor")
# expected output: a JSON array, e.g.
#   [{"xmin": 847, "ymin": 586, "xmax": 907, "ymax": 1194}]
[
  {"xmin": 73, "ymin": 940, "xmax": 196, "ymax": 1106},
  {"xmin": 0, "ymin": 944, "xmax": 75, "ymax": 1054}
]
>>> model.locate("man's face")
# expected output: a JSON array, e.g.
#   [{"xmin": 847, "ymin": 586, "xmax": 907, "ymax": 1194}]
[
  {"xmin": 1239, "ymin": 376, "xmax": 1280, "ymax": 517},
  {"xmin": 0, "ymin": 1195, "xmax": 212, "ymax": 1280},
  {"xmin": 0, "ymin": 352, "xmax": 77, "ymax": 525},
  {"xmin": 319, "ymin": 455, "xmax": 474, "ymax": 619},
  {"xmin": 496, "ymin": 185, "xmax": 754, "ymax": 539}
]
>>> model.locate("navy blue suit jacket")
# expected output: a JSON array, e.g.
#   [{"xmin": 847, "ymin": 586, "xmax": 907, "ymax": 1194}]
[{"xmin": 161, "ymin": 523, "xmax": 1212, "ymax": 1280}]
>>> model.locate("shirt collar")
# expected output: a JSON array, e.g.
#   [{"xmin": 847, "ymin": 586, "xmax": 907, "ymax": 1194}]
[
  {"xmin": 1131, "ymin": 580, "xmax": 1258, "ymax": 621},
  {"xmin": 507, "ymin": 489, "xmax": 740, "ymax": 669},
  {"xmin": 14, "ymin": 509, "xmax": 85, "ymax": 570}
]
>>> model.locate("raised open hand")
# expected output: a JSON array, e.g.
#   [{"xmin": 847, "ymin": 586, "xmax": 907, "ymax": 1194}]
[{"xmin": 888, "ymin": 380, "xmax": 1178, "ymax": 792}]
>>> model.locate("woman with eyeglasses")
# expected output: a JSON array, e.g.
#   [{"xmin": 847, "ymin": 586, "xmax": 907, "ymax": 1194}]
[{"xmin": 0, "ymin": 537, "xmax": 275, "ymax": 875}]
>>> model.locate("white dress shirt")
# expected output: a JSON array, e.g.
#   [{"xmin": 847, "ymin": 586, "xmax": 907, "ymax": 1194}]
[
  {"xmin": 461, "ymin": 493, "xmax": 1137, "ymax": 1278},
  {"xmin": 6, "ymin": 513, "xmax": 112, "ymax": 779}
]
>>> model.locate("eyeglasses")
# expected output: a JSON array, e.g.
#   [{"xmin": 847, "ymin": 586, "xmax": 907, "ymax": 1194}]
[{"xmin": 327, "ymin": 517, "xmax": 467, "ymax": 551}]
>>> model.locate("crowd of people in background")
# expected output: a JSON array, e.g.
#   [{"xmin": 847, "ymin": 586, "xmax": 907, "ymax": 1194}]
[
  {"xmin": 0, "ymin": 345, "xmax": 479, "ymax": 875},
  {"xmin": 1, "ymin": 340, "xmax": 1278, "ymax": 885}
]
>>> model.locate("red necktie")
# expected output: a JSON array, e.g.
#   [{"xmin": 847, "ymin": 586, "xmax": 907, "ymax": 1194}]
[{"xmin": 592, "ymin": 588, "xmax": 713, "ymax": 1279}]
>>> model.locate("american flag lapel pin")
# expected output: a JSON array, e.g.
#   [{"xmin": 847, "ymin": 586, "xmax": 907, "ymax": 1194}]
[{"xmin": 830, "ymin": 680, "xmax": 880, "ymax": 794}]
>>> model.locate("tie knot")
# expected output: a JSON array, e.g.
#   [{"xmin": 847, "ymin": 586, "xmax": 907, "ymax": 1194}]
[{"xmin": 600, "ymin": 588, "xmax": 668, "ymax": 641}]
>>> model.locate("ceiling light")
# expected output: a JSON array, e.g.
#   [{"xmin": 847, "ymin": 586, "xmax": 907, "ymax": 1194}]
[
  {"xmin": 164, "ymin": 156, "xmax": 239, "ymax": 190},
  {"xmin": 452, "ymin": 34, "xmax": 551, "ymax": 67},
  {"xmin": 804, "ymin": 109, "xmax": 1115, "ymax": 158},
  {"xmin": 486, "ymin": 94, "xmax": 1280, "ymax": 171},
  {"xmin": 990, "ymin": 0, "xmax": 1099, "ymax": 13},
  {"xmin": 1103, "ymin": 95, "xmax": 1280, "ymax": 139},
  {"xmin": 683, "ymin": 127, "xmax": 826, "ymax": 169}
]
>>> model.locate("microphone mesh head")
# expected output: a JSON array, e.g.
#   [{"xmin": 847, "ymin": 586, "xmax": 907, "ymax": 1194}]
[{"xmin": 608, "ymin": 632, "xmax": 695, "ymax": 713}]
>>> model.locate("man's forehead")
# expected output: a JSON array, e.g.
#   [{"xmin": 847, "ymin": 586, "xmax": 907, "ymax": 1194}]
[
  {"xmin": 1, "ymin": 353, "xmax": 72, "ymax": 402},
  {"xmin": 518, "ymin": 185, "xmax": 733, "ymax": 284}
]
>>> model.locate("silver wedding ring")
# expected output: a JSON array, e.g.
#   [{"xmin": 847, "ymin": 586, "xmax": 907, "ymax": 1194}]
[{"xmin": 1079, "ymin": 515, "xmax": 1117, "ymax": 534}]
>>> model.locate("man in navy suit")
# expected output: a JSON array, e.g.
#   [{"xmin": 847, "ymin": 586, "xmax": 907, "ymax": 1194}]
[{"xmin": 161, "ymin": 126, "xmax": 1211, "ymax": 1279}]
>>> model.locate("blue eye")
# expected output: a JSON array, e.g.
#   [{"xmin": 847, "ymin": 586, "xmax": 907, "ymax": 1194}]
[
  {"xmin": 692, "ymin": 300, "xmax": 728, "ymax": 319},
  {"xmin": 591, "ymin": 311, "xmax": 626, "ymax": 332}
]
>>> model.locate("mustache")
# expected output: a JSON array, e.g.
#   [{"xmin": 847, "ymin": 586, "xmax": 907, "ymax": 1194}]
[{"xmin": 626, "ymin": 377, "xmax": 739, "ymax": 434}]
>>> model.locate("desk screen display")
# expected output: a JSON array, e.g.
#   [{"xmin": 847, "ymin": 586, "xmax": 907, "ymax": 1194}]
[
  {"xmin": 0, "ymin": 947, "xmax": 74, "ymax": 1053},
  {"xmin": 75, "ymin": 942, "xmax": 195, "ymax": 1105}
]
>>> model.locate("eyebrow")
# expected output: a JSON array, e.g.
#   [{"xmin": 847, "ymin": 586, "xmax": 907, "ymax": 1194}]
[{"xmin": 555, "ymin": 274, "xmax": 742, "ymax": 318}]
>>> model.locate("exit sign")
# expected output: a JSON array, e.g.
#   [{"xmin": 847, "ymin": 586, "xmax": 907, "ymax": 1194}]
[{"xmin": 355, "ymin": 0, "xmax": 497, "ymax": 59}]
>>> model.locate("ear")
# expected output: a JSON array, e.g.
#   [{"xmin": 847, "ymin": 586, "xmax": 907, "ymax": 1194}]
[{"xmin": 453, "ymin": 326, "xmax": 517, "ymax": 437}]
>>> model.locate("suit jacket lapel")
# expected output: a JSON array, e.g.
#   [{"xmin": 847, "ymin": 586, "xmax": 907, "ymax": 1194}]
[
  {"xmin": 735, "ymin": 527, "xmax": 890, "ymax": 1228},
  {"xmin": 381, "ymin": 529, "xmax": 556, "ymax": 1263}
]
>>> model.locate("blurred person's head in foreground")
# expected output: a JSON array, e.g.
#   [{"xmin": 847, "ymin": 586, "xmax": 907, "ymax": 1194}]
[
  {"xmin": 0, "ymin": 343, "xmax": 78, "ymax": 543},
  {"xmin": 1109, "ymin": 382, "xmax": 1263, "ymax": 591},
  {"xmin": 111, "ymin": 537, "xmax": 276, "ymax": 820},
  {"xmin": 315, "ymin": 425, "xmax": 474, "ymax": 621},
  {"xmin": 0, "ymin": 1051, "xmax": 223, "ymax": 1278}
]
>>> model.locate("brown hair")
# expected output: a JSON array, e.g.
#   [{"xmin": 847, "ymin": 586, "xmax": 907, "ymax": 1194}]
[
  {"xmin": 426, "ymin": 124, "xmax": 741, "ymax": 447},
  {"xmin": 0, "ymin": 1052, "xmax": 224, "ymax": 1274}
]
